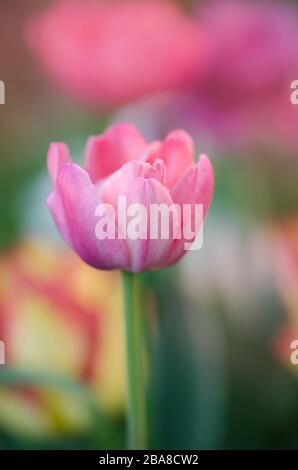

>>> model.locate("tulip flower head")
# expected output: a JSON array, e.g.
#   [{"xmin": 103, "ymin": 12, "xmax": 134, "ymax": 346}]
[{"xmin": 47, "ymin": 124, "xmax": 214, "ymax": 272}]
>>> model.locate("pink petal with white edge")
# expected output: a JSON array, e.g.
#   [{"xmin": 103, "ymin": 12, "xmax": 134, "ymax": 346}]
[
  {"xmin": 171, "ymin": 154, "xmax": 214, "ymax": 214},
  {"xmin": 141, "ymin": 159, "xmax": 166, "ymax": 185},
  {"xmin": 84, "ymin": 124, "xmax": 147, "ymax": 183},
  {"xmin": 146, "ymin": 130, "xmax": 194, "ymax": 189},
  {"xmin": 168, "ymin": 154, "xmax": 214, "ymax": 265},
  {"xmin": 47, "ymin": 142, "xmax": 71, "ymax": 185},
  {"xmin": 99, "ymin": 160, "xmax": 171, "ymax": 266},
  {"xmin": 123, "ymin": 177, "xmax": 177, "ymax": 272},
  {"xmin": 47, "ymin": 162, "xmax": 129, "ymax": 270},
  {"xmin": 99, "ymin": 160, "xmax": 166, "ymax": 208}
]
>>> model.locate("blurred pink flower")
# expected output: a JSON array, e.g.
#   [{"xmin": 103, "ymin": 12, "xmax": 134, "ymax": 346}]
[
  {"xmin": 169, "ymin": 0, "xmax": 298, "ymax": 154},
  {"xmin": 26, "ymin": 0, "xmax": 205, "ymax": 108},
  {"xmin": 46, "ymin": 124, "xmax": 214, "ymax": 272}
]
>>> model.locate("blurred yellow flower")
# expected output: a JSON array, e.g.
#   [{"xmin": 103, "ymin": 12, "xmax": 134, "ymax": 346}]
[{"xmin": 0, "ymin": 239, "xmax": 125, "ymax": 438}]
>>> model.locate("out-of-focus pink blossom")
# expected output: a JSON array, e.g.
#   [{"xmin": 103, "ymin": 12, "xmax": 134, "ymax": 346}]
[
  {"xmin": 26, "ymin": 0, "xmax": 205, "ymax": 108},
  {"xmin": 46, "ymin": 124, "xmax": 214, "ymax": 272},
  {"xmin": 170, "ymin": 0, "xmax": 298, "ymax": 154}
]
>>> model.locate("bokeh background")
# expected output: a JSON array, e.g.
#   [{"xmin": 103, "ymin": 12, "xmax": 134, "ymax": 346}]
[{"xmin": 1, "ymin": 0, "xmax": 298, "ymax": 449}]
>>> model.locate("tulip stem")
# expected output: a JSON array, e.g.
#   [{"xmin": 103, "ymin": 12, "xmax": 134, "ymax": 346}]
[{"xmin": 122, "ymin": 271, "xmax": 147, "ymax": 450}]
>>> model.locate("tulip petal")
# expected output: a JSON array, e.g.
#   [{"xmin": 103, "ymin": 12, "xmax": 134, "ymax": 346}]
[
  {"xmin": 100, "ymin": 159, "xmax": 169, "ymax": 267},
  {"xmin": 168, "ymin": 154, "xmax": 214, "ymax": 264},
  {"xmin": 124, "ymin": 177, "xmax": 176, "ymax": 272},
  {"xmin": 47, "ymin": 143, "xmax": 71, "ymax": 185},
  {"xmin": 171, "ymin": 154, "xmax": 214, "ymax": 213},
  {"xmin": 84, "ymin": 124, "xmax": 147, "ymax": 183},
  {"xmin": 47, "ymin": 163, "xmax": 129, "ymax": 270},
  {"xmin": 146, "ymin": 130, "xmax": 194, "ymax": 189},
  {"xmin": 99, "ymin": 160, "xmax": 166, "ymax": 207},
  {"xmin": 141, "ymin": 159, "xmax": 167, "ymax": 185},
  {"xmin": 99, "ymin": 161, "xmax": 176, "ymax": 272}
]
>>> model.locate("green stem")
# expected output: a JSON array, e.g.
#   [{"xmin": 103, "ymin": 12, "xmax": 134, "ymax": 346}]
[{"xmin": 122, "ymin": 271, "xmax": 147, "ymax": 450}]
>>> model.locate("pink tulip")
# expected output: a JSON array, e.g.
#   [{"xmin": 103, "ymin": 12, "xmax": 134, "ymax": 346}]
[
  {"xmin": 47, "ymin": 124, "xmax": 214, "ymax": 272},
  {"xmin": 26, "ymin": 0, "xmax": 205, "ymax": 108}
]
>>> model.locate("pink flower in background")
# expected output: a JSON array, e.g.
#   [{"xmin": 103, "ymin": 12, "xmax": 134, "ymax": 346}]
[
  {"xmin": 26, "ymin": 0, "xmax": 205, "ymax": 108},
  {"xmin": 169, "ymin": 0, "xmax": 298, "ymax": 154},
  {"xmin": 46, "ymin": 124, "xmax": 214, "ymax": 272}
]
